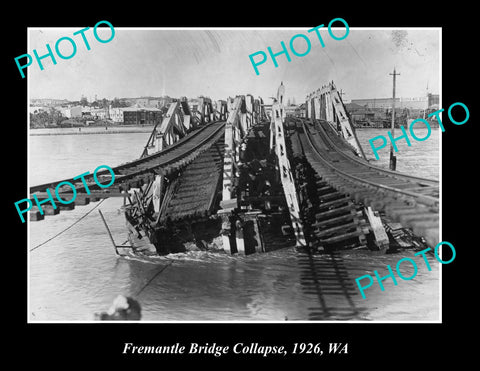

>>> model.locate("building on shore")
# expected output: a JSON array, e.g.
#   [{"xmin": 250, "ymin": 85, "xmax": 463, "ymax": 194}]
[
  {"xmin": 121, "ymin": 96, "xmax": 174, "ymax": 109},
  {"xmin": 30, "ymin": 98, "xmax": 70, "ymax": 107},
  {"xmin": 427, "ymin": 93, "xmax": 439, "ymax": 108},
  {"xmin": 284, "ymin": 104, "xmax": 299, "ymax": 116},
  {"xmin": 350, "ymin": 94, "xmax": 439, "ymax": 111},
  {"xmin": 123, "ymin": 106, "xmax": 162, "ymax": 125},
  {"xmin": 294, "ymin": 103, "xmax": 306, "ymax": 117},
  {"xmin": 345, "ymin": 103, "xmax": 378, "ymax": 126},
  {"xmin": 346, "ymin": 94, "xmax": 440, "ymax": 128},
  {"xmin": 61, "ymin": 105, "xmax": 83, "ymax": 118},
  {"xmin": 109, "ymin": 107, "xmax": 124, "ymax": 123},
  {"xmin": 29, "ymin": 106, "xmax": 48, "ymax": 114},
  {"xmin": 350, "ymin": 97, "xmax": 423, "ymax": 110},
  {"xmin": 90, "ymin": 107, "xmax": 110, "ymax": 120},
  {"xmin": 109, "ymin": 105, "xmax": 162, "ymax": 125}
]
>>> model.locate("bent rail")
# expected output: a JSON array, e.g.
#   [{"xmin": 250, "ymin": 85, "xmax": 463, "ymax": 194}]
[
  {"xmin": 300, "ymin": 118, "xmax": 439, "ymax": 208},
  {"xmin": 309, "ymin": 117, "xmax": 439, "ymax": 187},
  {"xmin": 28, "ymin": 121, "xmax": 226, "ymax": 221},
  {"xmin": 30, "ymin": 121, "xmax": 225, "ymax": 196},
  {"xmin": 293, "ymin": 116, "xmax": 439, "ymax": 247}
]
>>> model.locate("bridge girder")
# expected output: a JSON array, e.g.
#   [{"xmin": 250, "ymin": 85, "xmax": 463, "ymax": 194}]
[{"xmin": 305, "ymin": 81, "xmax": 366, "ymax": 159}]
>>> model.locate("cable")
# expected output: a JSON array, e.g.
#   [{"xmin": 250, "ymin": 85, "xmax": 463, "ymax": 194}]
[
  {"xmin": 134, "ymin": 260, "xmax": 173, "ymax": 297},
  {"xmin": 29, "ymin": 198, "xmax": 106, "ymax": 252}
]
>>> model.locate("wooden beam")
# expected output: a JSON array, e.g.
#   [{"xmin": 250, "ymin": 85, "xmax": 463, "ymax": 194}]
[
  {"xmin": 31, "ymin": 192, "xmax": 130, "ymax": 199},
  {"xmin": 365, "ymin": 206, "xmax": 389, "ymax": 251}
]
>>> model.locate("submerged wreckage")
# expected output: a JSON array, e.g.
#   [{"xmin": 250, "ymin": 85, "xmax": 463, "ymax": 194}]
[
  {"xmin": 118, "ymin": 82, "xmax": 437, "ymax": 257},
  {"xmin": 28, "ymin": 83, "xmax": 438, "ymax": 257}
]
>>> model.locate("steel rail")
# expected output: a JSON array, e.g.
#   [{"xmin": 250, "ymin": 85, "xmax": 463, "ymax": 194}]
[
  {"xmin": 300, "ymin": 120, "xmax": 439, "ymax": 207},
  {"xmin": 110, "ymin": 121, "xmax": 225, "ymax": 173},
  {"xmin": 112, "ymin": 122, "xmax": 225, "ymax": 180},
  {"xmin": 299, "ymin": 117, "xmax": 439, "ymax": 187}
]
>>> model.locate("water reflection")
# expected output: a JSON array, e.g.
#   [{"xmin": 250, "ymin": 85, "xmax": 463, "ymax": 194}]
[
  {"xmin": 118, "ymin": 247, "xmax": 371, "ymax": 321},
  {"xmin": 296, "ymin": 251, "xmax": 367, "ymax": 320},
  {"xmin": 29, "ymin": 129, "xmax": 440, "ymax": 322}
]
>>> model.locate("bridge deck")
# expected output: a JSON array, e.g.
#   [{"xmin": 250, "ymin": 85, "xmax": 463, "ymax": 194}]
[
  {"xmin": 158, "ymin": 136, "xmax": 225, "ymax": 222},
  {"xmin": 289, "ymin": 116, "xmax": 439, "ymax": 248},
  {"xmin": 30, "ymin": 121, "xmax": 225, "ymax": 198},
  {"xmin": 29, "ymin": 121, "xmax": 226, "ymax": 221}
]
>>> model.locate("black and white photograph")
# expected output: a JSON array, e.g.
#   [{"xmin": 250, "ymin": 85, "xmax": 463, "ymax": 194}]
[
  {"xmin": 26, "ymin": 26, "xmax": 442, "ymax": 322},
  {"xmin": 8, "ymin": 8, "xmax": 475, "ymax": 364}
]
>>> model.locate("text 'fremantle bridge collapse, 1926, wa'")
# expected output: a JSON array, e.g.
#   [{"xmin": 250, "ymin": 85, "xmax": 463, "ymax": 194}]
[{"xmin": 24, "ymin": 82, "xmax": 442, "ymax": 299}]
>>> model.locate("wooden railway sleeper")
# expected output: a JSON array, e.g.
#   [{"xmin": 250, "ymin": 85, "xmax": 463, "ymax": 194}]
[
  {"xmin": 311, "ymin": 211, "xmax": 360, "ymax": 229},
  {"xmin": 317, "ymin": 229, "xmax": 365, "ymax": 245},
  {"xmin": 317, "ymin": 191, "xmax": 346, "ymax": 203},
  {"xmin": 314, "ymin": 221, "xmax": 359, "ymax": 238},
  {"xmin": 316, "ymin": 185, "xmax": 336, "ymax": 194},
  {"xmin": 350, "ymin": 191, "xmax": 380, "ymax": 205},
  {"xmin": 315, "ymin": 180, "xmax": 329, "ymax": 188},
  {"xmin": 316, "ymin": 197, "xmax": 351, "ymax": 210},
  {"xmin": 314, "ymin": 204, "xmax": 358, "ymax": 220}
]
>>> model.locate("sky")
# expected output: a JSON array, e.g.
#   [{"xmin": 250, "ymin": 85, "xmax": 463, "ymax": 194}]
[{"xmin": 27, "ymin": 26, "xmax": 440, "ymax": 105}]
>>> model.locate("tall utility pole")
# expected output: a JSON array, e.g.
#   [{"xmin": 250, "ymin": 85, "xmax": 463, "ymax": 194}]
[
  {"xmin": 423, "ymin": 81, "xmax": 429, "ymax": 119},
  {"xmin": 389, "ymin": 67, "xmax": 400, "ymax": 171}
]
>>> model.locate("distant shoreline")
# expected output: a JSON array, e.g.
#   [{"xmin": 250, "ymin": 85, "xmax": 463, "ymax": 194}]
[{"xmin": 30, "ymin": 125, "xmax": 154, "ymax": 136}]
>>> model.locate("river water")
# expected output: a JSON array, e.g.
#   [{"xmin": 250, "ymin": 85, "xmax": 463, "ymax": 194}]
[{"xmin": 28, "ymin": 126, "xmax": 441, "ymax": 322}]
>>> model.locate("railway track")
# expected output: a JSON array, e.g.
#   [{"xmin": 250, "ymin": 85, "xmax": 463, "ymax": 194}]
[
  {"xmin": 159, "ymin": 136, "xmax": 225, "ymax": 222},
  {"xmin": 29, "ymin": 121, "xmax": 226, "ymax": 219},
  {"xmin": 289, "ymin": 116, "xmax": 440, "ymax": 249}
]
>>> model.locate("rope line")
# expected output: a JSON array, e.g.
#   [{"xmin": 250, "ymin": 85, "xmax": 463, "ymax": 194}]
[
  {"xmin": 134, "ymin": 260, "xmax": 173, "ymax": 297},
  {"xmin": 29, "ymin": 198, "xmax": 106, "ymax": 252}
]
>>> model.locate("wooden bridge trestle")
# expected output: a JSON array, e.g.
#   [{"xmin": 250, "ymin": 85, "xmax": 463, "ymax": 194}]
[{"xmin": 29, "ymin": 82, "xmax": 439, "ymax": 255}]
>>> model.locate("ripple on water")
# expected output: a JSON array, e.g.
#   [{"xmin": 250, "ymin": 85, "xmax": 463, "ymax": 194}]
[{"xmin": 28, "ymin": 130, "xmax": 441, "ymax": 322}]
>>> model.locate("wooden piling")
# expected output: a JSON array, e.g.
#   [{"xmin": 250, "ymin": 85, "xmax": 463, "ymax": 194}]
[
  {"xmin": 244, "ymin": 211, "xmax": 264, "ymax": 253},
  {"xmin": 235, "ymin": 219, "xmax": 245, "ymax": 255},
  {"xmin": 218, "ymin": 210, "xmax": 233, "ymax": 255},
  {"xmin": 98, "ymin": 209, "xmax": 119, "ymax": 255}
]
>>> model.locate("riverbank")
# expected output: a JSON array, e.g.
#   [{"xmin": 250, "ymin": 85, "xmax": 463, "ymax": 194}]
[{"xmin": 30, "ymin": 125, "xmax": 155, "ymax": 136}]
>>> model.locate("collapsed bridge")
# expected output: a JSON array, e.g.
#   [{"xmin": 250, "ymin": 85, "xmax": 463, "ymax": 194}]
[{"xmin": 28, "ymin": 82, "xmax": 439, "ymax": 255}]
